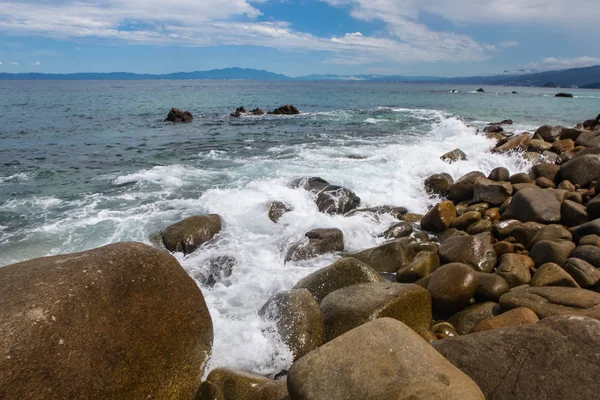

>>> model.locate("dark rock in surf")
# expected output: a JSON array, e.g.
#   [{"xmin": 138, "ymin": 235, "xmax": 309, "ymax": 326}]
[
  {"xmin": 424, "ymin": 173, "xmax": 454, "ymax": 198},
  {"xmin": 441, "ymin": 148, "xmax": 467, "ymax": 163},
  {"xmin": 250, "ymin": 108, "xmax": 265, "ymax": 115},
  {"xmin": 285, "ymin": 228, "xmax": 344, "ymax": 262},
  {"xmin": 164, "ymin": 108, "xmax": 193, "ymax": 123},
  {"xmin": 161, "ymin": 214, "xmax": 222, "ymax": 255},
  {"xmin": 555, "ymin": 92, "xmax": 574, "ymax": 98},
  {"xmin": 483, "ymin": 125, "xmax": 504, "ymax": 134},
  {"xmin": 230, "ymin": 106, "xmax": 246, "ymax": 117},
  {"xmin": 476, "ymin": 88, "xmax": 485, "ymax": 93},
  {"xmin": 292, "ymin": 177, "xmax": 360, "ymax": 214},
  {"xmin": 197, "ymin": 256, "xmax": 236, "ymax": 288},
  {"xmin": 269, "ymin": 105, "xmax": 300, "ymax": 115},
  {"xmin": 268, "ymin": 201, "xmax": 293, "ymax": 223}
]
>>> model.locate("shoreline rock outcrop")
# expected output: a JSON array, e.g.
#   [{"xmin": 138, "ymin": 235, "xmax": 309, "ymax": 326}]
[{"xmin": 164, "ymin": 107, "xmax": 193, "ymax": 122}]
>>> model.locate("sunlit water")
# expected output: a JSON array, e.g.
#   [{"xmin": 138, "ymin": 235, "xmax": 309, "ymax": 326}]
[{"xmin": 1, "ymin": 80, "xmax": 599, "ymax": 375}]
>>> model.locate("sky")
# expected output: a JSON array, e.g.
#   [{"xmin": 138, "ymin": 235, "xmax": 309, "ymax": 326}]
[{"xmin": 0, "ymin": 0, "xmax": 599, "ymax": 77}]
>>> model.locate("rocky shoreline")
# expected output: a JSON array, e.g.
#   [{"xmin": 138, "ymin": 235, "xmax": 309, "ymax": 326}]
[{"xmin": 2, "ymin": 113, "xmax": 600, "ymax": 399}]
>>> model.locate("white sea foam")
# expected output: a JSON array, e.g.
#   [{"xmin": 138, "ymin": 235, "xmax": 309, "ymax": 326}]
[
  {"xmin": 0, "ymin": 109, "xmax": 532, "ymax": 377},
  {"xmin": 0, "ymin": 172, "xmax": 30, "ymax": 184}
]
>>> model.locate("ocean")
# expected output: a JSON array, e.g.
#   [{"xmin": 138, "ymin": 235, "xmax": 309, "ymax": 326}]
[{"xmin": 1, "ymin": 80, "xmax": 599, "ymax": 375}]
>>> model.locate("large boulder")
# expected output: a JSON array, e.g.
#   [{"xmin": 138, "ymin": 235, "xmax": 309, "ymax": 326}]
[
  {"xmin": 259, "ymin": 289, "xmax": 324, "ymax": 361},
  {"xmin": 535, "ymin": 125, "xmax": 563, "ymax": 141},
  {"xmin": 420, "ymin": 201, "xmax": 457, "ymax": 232},
  {"xmin": 473, "ymin": 177, "xmax": 513, "ymax": 206},
  {"xmin": 285, "ymin": 228, "xmax": 344, "ymax": 262},
  {"xmin": 269, "ymin": 105, "xmax": 300, "ymax": 115},
  {"xmin": 434, "ymin": 315, "xmax": 600, "ymax": 400},
  {"xmin": 292, "ymin": 177, "xmax": 360, "ymax": 214},
  {"xmin": 164, "ymin": 107, "xmax": 193, "ymax": 123},
  {"xmin": 560, "ymin": 154, "xmax": 600, "ymax": 187},
  {"xmin": 424, "ymin": 173, "xmax": 454, "ymax": 198},
  {"xmin": 320, "ymin": 282, "xmax": 431, "ymax": 341},
  {"xmin": 438, "ymin": 232, "xmax": 497, "ymax": 273},
  {"xmin": 293, "ymin": 257, "xmax": 383, "ymax": 303},
  {"xmin": 508, "ymin": 188, "xmax": 561, "ymax": 223},
  {"xmin": 500, "ymin": 286, "xmax": 600, "ymax": 320},
  {"xmin": 161, "ymin": 214, "xmax": 222, "ymax": 255},
  {"xmin": 0, "ymin": 243, "xmax": 213, "ymax": 400},
  {"xmin": 287, "ymin": 318, "xmax": 485, "ymax": 400},
  {"xmin": 349, "ymin": 238, "xmax": 414, "ymax": 273},
  {"xmin": 449, "ymin": 171, "xmax": 486, "ymax": 202},
  {"xmin": 196, "ymin": 368, "xmax": 287, "ymax": 400}
]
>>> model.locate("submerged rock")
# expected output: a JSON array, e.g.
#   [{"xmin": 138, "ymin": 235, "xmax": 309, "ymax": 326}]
[
  {"xmin": 267, "ymin": 201, "xmax": 293, "ymax": 223},
  {"xmin": 198, "ymin": 255, "xmax": 236, "ymax": 287},
  {"xmin": 164, "ymin": 107, "xmax": 193, "ymax": 122},
  {"xmin": 0, "ymin": 243, "xmax": 213, "ymax": 400},
  {"xmin": 161, "ymin": 214, "xmax": 222, "ymax": 255},
  {"xmin": 287, "ymin": 318, "xmax": 485, "ymax": 400}
]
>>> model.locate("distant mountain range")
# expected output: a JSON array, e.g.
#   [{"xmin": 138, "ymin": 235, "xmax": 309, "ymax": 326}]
[{"xmin": 1, "ymin": 66, "xmax": 600, "ymax": 88}]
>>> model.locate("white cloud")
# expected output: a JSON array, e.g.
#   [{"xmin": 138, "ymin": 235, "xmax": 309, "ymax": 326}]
[
  {"xmin": 10, "ymin": 62, "xmax": 18, "ymax": 65},
  {"xmin": 510, "ymin": 57, "xmax": 600, "ymax": 74},
  {"xmin": 34, "ymin": 61, "xmax": 41, "ymax": 65},
  {"xmin": 0, "ymin": 61, "xmax": 3, "ymax": 64},
  {"xmin": 0, "ymin": 0, "xmax": 502, "ymax": 65}
]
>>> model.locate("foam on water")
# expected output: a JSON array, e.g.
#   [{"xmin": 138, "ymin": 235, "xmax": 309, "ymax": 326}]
[{"xmin": 0, "ymin": 107, "xmax": 532, "ymax": 376}]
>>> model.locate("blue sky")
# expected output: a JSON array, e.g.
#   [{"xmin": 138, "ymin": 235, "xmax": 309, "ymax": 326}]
[{"xmin": 0, "ymin": 0, "xmax": 599, "ymax": 76}]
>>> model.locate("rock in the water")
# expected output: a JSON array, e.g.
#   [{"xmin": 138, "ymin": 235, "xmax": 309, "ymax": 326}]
[
  {"xmin": 420, "ymin": 200, "xmax": 457, "ymax": 232},
  {"xmin": 476, "ymin": 88, "xmax": 485, "ymax": 92},
  {"xmin": 268, "ymin": 201, "xmax": 293, "ymax": 223},
  {"xmin": 164, "ymin": 107, "xmax": 193, "ymax": 122},
  {"xmin": 269, "ymin": 105, "xmax": 300, "ymax": 115},
  {"xmin": 424, "ymin": 173, "xmax": 454, "ymax": 198},
  {"xmin": 0, "ymin": 243, "xmax": 213, "ymax": 400},
  {"xmin": 441, "ymin": 148, "xmax": 467, "ymax": 163},
  {"xmin": 382, "ymin": 221, "xmax": 413, "ymax": 239},
  {"xmin": 197, "ymin": 255, "xmax": 235, "ymax": 287},
  {"xmin": 555, "ymin": 92, "xmax": 574, "ymax": 98},
  {"xmin": 293, "ymin": 257, "xmax": 383, "ymax": 303},
  {"xmin": 285, "ymin": 228, "xmax": 344, "ymax": 262},
  {"xmin": 251, "ymin": 108, "xmax": 265, "ymax": 115},
  {"xmin": 349, "ymin": 238, "xmax": 414, "ymax": 273},
  {"xmin": 473, "ymin": 177, "xmax": 513, "ymax": 206},
  {"xmin": 320, "ymin": 282, "xmax": 432, "ymax": 341},
  {"xmin": 438, "ymin": 232, "xmax": 497, "ymax": 273},
  {"xmin": 287, "ymin": 318, "xmax": 485, "ymax": 400},
  {"xmin": 475, "ymin": 272, "xmax": 510, "ymax": 302},
  {"xmin": 491, "ymin": 134, "xmax": 532, "ymax": 154},
  {"xmin": 434, "ymin": 315, "xmax": 600, "ymax": 400},
  {"xmin": 196, "ymin": 368, "xmax": 286, "ymax": 400},
  {"xmin": 259, "ymin": 289, "xmax": 324, "ymax": 361},
  {"xmin": 161, "ymin": 214, "xmax": 222, "ymax": 255},
  {"xmin": 508, "ymin": 188, "xmax": 561, "ymax": 223},
  {"xmin": 531, "ymin": 262, "xmax": 580, "ymax": 288},
  {"xmin": 292, "ymin": 177, "xmax": 360, "ymax": 215},
  {"xmin": 483, "ymin": 124, "xmax": 504, "ymax": 133},
  {"xmin": 427, "ymin": 263, "xmax": 479, "ymax": 316},
  {"xmin": 344, "ymin": 205, "xmax": 407, "ymax": 219},
  {"xmin": 500, "ymin": 286, "xmax": 600, "ymax": 319},
  {"xmin": 495, "ymin": 253, "xmax": 533, "ymax": 287},
  {"xmin": 230, "ymin": 106, "xmax": 246, "ymax": 117},
  {"xmin": 560, "ymin": 154, "xmax": 600, "ymax": 187},
  {"xmin": 449, "ymin": 171, "xmax": 486, "ymax": 202},
  {"xmin": 470, "ymin": 307, "xmax": 539, "ymax": 333},
  {"xmin": 448, "ymin": 302, "xmax": 500, "ymax": 335}
]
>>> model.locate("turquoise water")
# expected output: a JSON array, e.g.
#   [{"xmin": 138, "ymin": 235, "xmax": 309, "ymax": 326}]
[{"xmin": 1, "ymin": 80, "xmax": 599, "ymax": 374}]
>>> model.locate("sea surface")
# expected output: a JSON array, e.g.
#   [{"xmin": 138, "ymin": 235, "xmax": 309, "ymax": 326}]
[{"xmin": 1, "ymin": 80, "xmax": 599, "ymax": 375}]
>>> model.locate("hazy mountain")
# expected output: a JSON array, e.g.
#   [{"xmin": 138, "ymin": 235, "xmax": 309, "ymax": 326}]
[{"xmin": 2, "ymin": 66, "xmax": 600, "ymax": 88}]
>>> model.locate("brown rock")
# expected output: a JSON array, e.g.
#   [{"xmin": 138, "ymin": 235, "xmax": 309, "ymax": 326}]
[
  {"xmin": 473, "ymin": 177, "xmax": 513, "ymax": 206},
  {"xmin": 564, "ymin": 258, "xmax": 600, "ymax": 288},
  {"xmin": 492, "ymin": 134, "xmax": 532, "ymax": 154},
  {"xmin": 474, "ymin": 273, "xmax": 510, "ymax": 302},
  {"xmin": 350, "ymin": 238, "xmax": 414, "ymax": 273},
  {"xmin": 495, "ymin": 253, "xmax": 533, "ymax": 287},
  {"xmin": 449, "ymin": 171, "xmax": 486, "ymax": 202},
  {"xmin": 529, "ymin": 240, "xmax": 575, "ymax": 267},
  {"xmin": 488, "ymin": 167, "xmax": 510, "ymax": 181},
  {"xmin": 450, "ymin": 211, "xmax": 481, "ymax": 230},
  {"xmin": 268, "ymin": 201, "xmax": 293, "ymax": 223},
  {"xmin": 561, "ymin": 199, "xmax": 589, "ymax": 226},
  {"xmin": 438, "ymin": 232, "xmax": 497, "ymax": 273},
  {"xmin": 285, "ymin": 228, "xmax": 344, "ymax": 262},
  {"xmin": 162, "ymin": 214, "xmax": 222, "ymax": 255},
  {"xmin": 396, "ymin": 251, "xmax": 440, "ymax": 283},
  {"xmin": 470, "ymin": 307, "xmax": 539, "ymax": 333},
  {"xmin": 441, "ymin": 148, "xmax": 467, "ymax": 163},
  {"xmin": 427, "ymin": 263, "xmax": 479, "ymax": 316},
  {"xmin": 508, "ymin": 188, "xmax": 561, "ymax": 223},
  {"xmin": 424, "ymin": 173, "xmax": 454, "ymax": 198},
  {"xmin": 448, "ymin": 302, "xmax": 500, "ymax": 335},
  {"xmin": 165, "ymin": 107, "xmax": 193, "ymax": 123},
  {"xmin": 531, "ymin": 262, "xmax": 580, "ymax": 288},
  {"xmin": 421, "ymin": 200, "xmax": 457, "ymax": 232},
  {"xmin": 560, "ymin": 154, "xmax": 600, "ymax": 187}
]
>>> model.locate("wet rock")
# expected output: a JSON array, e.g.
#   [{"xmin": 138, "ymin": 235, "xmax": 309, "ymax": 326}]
[
  {"xmin": 403, "ymin": 213, "xmax": 423, "ymax": 223},
  {"xmin": 466, "ymin": 219, "xmax": 493, "ymax": 235},
  {"xmin": 250, "ymin": 108, "xmax": 265, "ymax": 116},
  {"xmin": 268, "ymin": 201, "xmax": 293, "ymax": 223},
  {"xmin": 230, "ymin": 106, "xmax": 246, "ymax": 117},
  {"xmin": 198, "ymin": 256, "xmax": 236, "ymax": 287},
  {"xmin": 531, "ymin": 262, "xmax": 580, "ymax": 288},
  {"xmin": 488, "ymin": 167, "xmax": 510, "ymax": 181},
  {"xmin": 320, "ymin": 282, "xmax": 432, "ymax": 341},
  {"xmin": 285, "ymin": 228, "xmax": 344, "ymax": 262},
  {"xmin": 164, "ymin": 107, "xmax": 193, "ymax": 123},
  {"xmin": 432, "ymin": 321, "xmax": 459, "ymax": 339},
  {"xmin": 555, "ymin": 92, "xmax": 574, "ymax": 98},
  {"xmin": 495, "ymin": 253, "xmax": 533, "ymax": 287},
  {"xmin": 492, "ymin": 219, "xmax": 522, "ymax": 240},
  {"xmin": 551, "ymin": 138, "xmax": 575, "ymax": 154},
  {"xmin": 560, "ymin": 154, "xmax": 600, "ymax": 187},
  {"xmin": 476, "ymin": 88, "xmax": 485, "ymax": 92},
  {"xmin": 420, "ymin": 200, "xmax": 457, "ymax": 232},
  {"xmin": 161, "ymin": 214, "xmax": 222, "ymax": 255},
  {"xmin": 439, "ymin": 232, "xmax": 497, "ymax": 273},
  {"xmin": 449, "ymin": 171, "xmax": 486, "ymax": 202},
  {"xmin": 562, "ymin": 199, "xmax": 589, "ymax": 226},
  {"xmin": 450, "ymin": 211, "xmax": 481, "ymax": 230},
  {"xmin": 292, "ymin": 177, "xmax": 360, "ymax": 214},
  {"xmin": 350, "ymin": 238, "xmax": 414, "ymax": 273},
  {"xmin": 509, "ymin": 188, "xmax": 561, "ymax": 223},
  {"xmin": 475, "ymin": 272, "xmax": 510, "ymax": 302},
  {"xmin": 434, "ymin": 315, "xmax": 600, "ymax": 400},
  {"xmin": 529, "ymin": 240, "xmax": 575, "ymax": 267},
  {"xmin": 483, "ymin": 124, "xmax": 503, "ymax": 133},
  {"xmin": 0, "ymin": 243, "xmax": 213, "ymax": 400},
  {"xmin": 564, "ymin": 258, "xmax": 600, "ymax": 288},
  {"xmin": 269, "ymin": 105, "xmax": 300, "ymax": 115},
  {"xmin": 293, "ymin": 257, "xmax": 383, "ymax": 303},
  {"xmin": 424, "ymin": 173, "xmax": 454, "ymax": 198},
  {"xmin": 448, "ymin": 302, "xmax": 500, "ymax": 335},
  {"xmin": 528, "ymin": 139, "xmax": 553, "ymax": 153},
  {"xmin": 571, "ymin": 245, "xmax": 600, "ymax": 267},
  {"xmin": 441, "ymin": 148, "xmax": 467, "ymax": 163},
  {"xmin": 491, "ymin": 134, "xmax": 532, "ymax": 154},
  {"xmin": 382, "ymin": 221, "xmax": 413, "ymax": 239},
  {"xmin": 396, "ymin": 251, "xmax": 440, "ymax": 283},
  {"xmin": 427, "ymin": 263, "xmax": 479, "ymax": 316},
  {"xmin": 287, "ymin": 318, "xmax": 485, "ymax": 400},
  {"xmin": 535, "ymin": 125, "xmax": 562, "ymax": 142},
  {"xmin": 196, "ymin": 368, "xmax": 286, "ymax": 400},
  {"xmin": 259, "ymin": 289, "xmax": 324, "ymax": 361},
  {"xmin": 500, "ymin": 286, "xmax": 600, "ymax": 320},
  {"xmin": 473, "ymin": 177, "xmax": 513, "ymax": 206},
  {"xmin": 511, "ymin": 222, "xmax": 543, "ymax": 247},
  {"xmin": 345, "ymin": 205, "xmax": 407, "ymax": 219},
  {"xmin": 587, "ymin": 194, "xmax": 600, "ymax": 220}
]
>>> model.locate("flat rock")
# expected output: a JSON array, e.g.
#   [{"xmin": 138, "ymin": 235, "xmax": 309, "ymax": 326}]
[
  {"xmin": 508, "ymin": 188, "xmax": 561, "ymax": 223},
  {"xmin": 470, "ymin": 307, "xmax": 539, "ymax": 333},
  {"xmin": 531, "ymin": 262, "xmax": 580, "ymax": 288},
  {"xmin": 434, "ymin": 315, "xmax": 600, "ymax": 400},
  {"xmin": 287, "ymin": 318, "xmax": 485, "ymax": 400}
]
